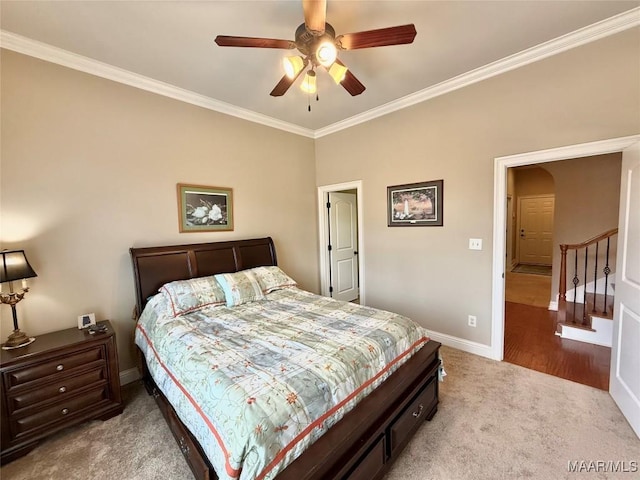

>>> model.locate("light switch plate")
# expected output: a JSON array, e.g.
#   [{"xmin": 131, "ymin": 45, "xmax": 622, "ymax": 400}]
[{"xmin": 469, "ymin": 238, "xmax": 483, "ymax": 250}]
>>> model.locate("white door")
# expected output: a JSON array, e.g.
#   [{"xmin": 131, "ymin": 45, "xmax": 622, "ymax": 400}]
[
  {"xmin": 329, "ymin": 192, "xmax": 359, "ymax": 302},
  {"xmin": 610, "ymin": 142, "xmax": 640, "ymax": 438},
  {"xmin": 517, "ymin": 195, "xmax": 554, "ymax": 265}
]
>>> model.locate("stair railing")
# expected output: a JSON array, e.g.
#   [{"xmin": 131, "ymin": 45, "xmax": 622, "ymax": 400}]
[{"xmin": 559, "ymin": 228, "xmax": 618, "ymax": 324}]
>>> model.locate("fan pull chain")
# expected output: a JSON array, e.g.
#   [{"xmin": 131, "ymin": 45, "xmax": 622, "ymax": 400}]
[{"xmin": 307, "ymin": 91, "xmax": 319, "ymax": 113}]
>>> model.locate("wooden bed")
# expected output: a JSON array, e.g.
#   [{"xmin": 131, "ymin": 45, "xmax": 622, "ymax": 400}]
[{"xmin": 130, "ymin": 237, "xmax": 440, "ymax": 480}]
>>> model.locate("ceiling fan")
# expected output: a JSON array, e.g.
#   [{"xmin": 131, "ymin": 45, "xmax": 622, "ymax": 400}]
[{"xmin": 214, "ymin": 0, "xmax": 417, "ymax": 98}]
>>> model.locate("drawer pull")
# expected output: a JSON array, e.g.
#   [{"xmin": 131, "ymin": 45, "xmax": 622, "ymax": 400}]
[
  {"xmin": 59, "ymin": 386, "xmax": 67, "ymax": 394},
  {"xmin": 412, "ymin": 404, "xmax": 424, "ymax": 418},
  {"xmin": 61, "ymin": 408, "xmax": 69, "ymax": 415},
  {"xmin": 179, "ymin": 436, "xmax": 190, "ymax": 456},
  {"xmin": 56, "ymin": 364, "xmax": 64, "ymax": 371}
]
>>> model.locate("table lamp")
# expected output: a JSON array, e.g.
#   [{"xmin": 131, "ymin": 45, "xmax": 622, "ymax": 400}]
[{"xmin": 1, "ymin": 249, "xmax": 38, "ymax": 348}]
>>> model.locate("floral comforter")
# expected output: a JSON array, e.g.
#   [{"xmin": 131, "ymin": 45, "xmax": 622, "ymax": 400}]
[{"xmin": 135, "ymin": 287, "xmax": 428, "ymax": 480}]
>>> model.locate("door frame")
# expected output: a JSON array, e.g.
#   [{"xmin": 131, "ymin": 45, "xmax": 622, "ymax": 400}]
[
  {"xmin": 515, "ymin": 194, "xmax": 555, "ymax": 266},
  {"xmin": 506, "ymin": 195, "xmax": 515, "ymax": 271},
  {"xmin": 491, "ymin": 135, "xmax": 640, "ymax": 361},
  {"xmin": 318, "ymin": 181, "xmax": 365, "ymax": 304}
]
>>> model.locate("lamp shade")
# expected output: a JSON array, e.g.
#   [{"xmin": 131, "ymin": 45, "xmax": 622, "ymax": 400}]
[
  {"xmin": 328, "ymin": 62, "xmax": 348, "ymax": 84},
  {"xmin": 301, "ymin": 70, "xmax": 317, "ymax": 94},
  {"xmin": 0, "ymin": 250, "xmax": 37, "ymax": 283},
  {"xmin": 283, "ymin": 56, "xmax": 305, "ymax": 79}
]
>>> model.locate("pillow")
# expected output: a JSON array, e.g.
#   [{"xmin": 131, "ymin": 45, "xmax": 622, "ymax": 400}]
[
  {"xmin": 214, "ymin": 270, "xmax": 265, "ymax": 307},
  {"xmin": 160, "ymin": 275, "xmax": 226, "ymax": 317},
  {"xmin": 249, "ymin": 266, "xmax": 297, "ymax": 293}
]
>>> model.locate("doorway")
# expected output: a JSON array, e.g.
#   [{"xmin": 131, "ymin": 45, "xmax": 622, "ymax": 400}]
[
  {"xmin": 491, "ymin": 136, "xmax": 637, "ymax": 360},
  {"xmin": 317, "ymin": 181, "xmax": 365, "ymax": 304}
]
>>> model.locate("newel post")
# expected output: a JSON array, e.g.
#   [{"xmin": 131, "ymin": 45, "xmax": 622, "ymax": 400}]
[{"xmin": 559, "ymin": 244, "xmax": 568, "ymax": 301}]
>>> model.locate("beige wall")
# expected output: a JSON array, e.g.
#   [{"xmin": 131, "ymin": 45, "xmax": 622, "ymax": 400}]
[
  {"xmin": 542, "ymin": 153, "xmax": 622, "ymax": 301},
  {"xmin": 315, "ymin": 28, "xmax": 640, "ymax": 345},
  {"xmin": 0, "ymin": 51, "xmax": 318, "ymax": 371},
  {"xmin": 513, "ymin": 167, "xmax": 555, "ymax": 197}
]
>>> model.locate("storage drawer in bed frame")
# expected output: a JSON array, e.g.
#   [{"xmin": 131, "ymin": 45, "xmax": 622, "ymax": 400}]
[{"xmin": 141, "ymin": 340, "xmax": 440, "ymax": 480}]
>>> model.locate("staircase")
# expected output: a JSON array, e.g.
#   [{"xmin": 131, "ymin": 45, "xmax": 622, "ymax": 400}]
[{"xmin": 555, "ymin": 228, "xmax": 617, "ymax": 347}]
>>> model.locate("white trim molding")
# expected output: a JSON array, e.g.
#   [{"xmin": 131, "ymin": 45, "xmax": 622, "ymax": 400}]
[
  {"xmin": 2, "ymin": 7, "xmax": 638, "ymax": 139},
  {"xmin": 491, "ymin": 135, "xmax": 640, "ymax": 361}
]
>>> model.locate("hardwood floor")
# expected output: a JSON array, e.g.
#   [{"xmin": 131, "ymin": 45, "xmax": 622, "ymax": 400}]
[
  {"xmin": 504, "ymin": 301, "xmax": 611, "ymax": 390},
  {"xmin": 505, "ymin": 271, "xmax": 551, "ymax": 308}
]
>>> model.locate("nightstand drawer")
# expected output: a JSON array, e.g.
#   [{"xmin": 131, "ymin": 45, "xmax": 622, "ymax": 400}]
[
  {"xmin": 8, "ymin": 368, "xmax": 107, "ymax": 413},
  {"xmin": 5, "ymin": 346, "xmax": 104, "ymax": 389},
  {"xmin": 12, "ymin": 386, "xmax": 109, "ymax": 438}
]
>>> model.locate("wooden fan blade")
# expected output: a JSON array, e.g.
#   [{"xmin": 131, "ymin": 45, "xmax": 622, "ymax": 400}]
[
  {"xmin": 335, "ymin": 59, "xmax": 365, "ymax": 96},
  {"xmin": 303, "ymin": 0, "xmax": 326, "ymax": 35},
  {"xmin": 270, "ymin": 67, "xmax": 306, "ymax": 97},
  {"xmin": 215, "ymin": 36, "xmax": 295, "ymax": 49},
  {"xmin": 337, "ymin": 24, "xmax": 417, "ymax": 50}
]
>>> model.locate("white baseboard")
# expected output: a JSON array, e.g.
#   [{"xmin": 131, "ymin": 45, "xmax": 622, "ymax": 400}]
[
  {"xmin": 426, "ymin": 330, "xmax": 495, "ymax": 360},
  {"xmin": 119, "ymin": 367, "xmax": 141, "ymax": 385},
  {"xmin": 549, "ymin": 300, "xmax": 558, "ymax": 311}
]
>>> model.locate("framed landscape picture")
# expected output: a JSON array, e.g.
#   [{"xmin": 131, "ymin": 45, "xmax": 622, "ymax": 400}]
[
  {"xmin": 177, "ymin": 183, "xmax": 233, "ymax": 232},
  {"xmin": 387, "ymin": 180, "xmax": 443, "ymax": 227}
]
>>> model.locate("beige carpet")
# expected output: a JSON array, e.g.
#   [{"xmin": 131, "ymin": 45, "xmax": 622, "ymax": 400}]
[{"xmin": 2, "ymin": 346, "xmax": 638, "ymax": 480}]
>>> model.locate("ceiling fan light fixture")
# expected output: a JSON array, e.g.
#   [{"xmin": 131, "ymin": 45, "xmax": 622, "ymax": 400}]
[
  {"xmin": 283, "ymin": 55, "xmax": 305, "ymax": 79},
  {"xmin": 300, "ymin": 70, "xmax": 317, "ymax": 94},
  {"xmin": 328, "ymin": 62, "xmax": 348, "ymax": 84},
  {"xmin": 315, "ymin": 40, "xmax": 337, "ymax": 67}
]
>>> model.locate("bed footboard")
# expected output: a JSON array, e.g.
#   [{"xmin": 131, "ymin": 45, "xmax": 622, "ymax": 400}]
[{"xmin": 139, "ymin": 340, "xmax": 440, "ymax": 480}]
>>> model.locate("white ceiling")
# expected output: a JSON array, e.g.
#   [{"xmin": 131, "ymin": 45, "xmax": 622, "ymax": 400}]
[{"xmin": 1, "ymin": 1, "xmax": 639, "ymax": 136}]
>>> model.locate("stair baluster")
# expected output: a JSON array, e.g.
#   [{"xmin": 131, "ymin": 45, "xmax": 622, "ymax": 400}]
[
  {"xmin": 592, "ymin": 242, "xmax": 599, "ymax": 313},
  {"xmin": 582, "ymin": 246, "xmax": 588, "ymax": 325},
  {"xmin": 572, "ymin": 250, "xmax": 579, "ymax": 321},
  {"xmin": 603, "ymin": 237, "xmax": 611, "ymax": 315}
]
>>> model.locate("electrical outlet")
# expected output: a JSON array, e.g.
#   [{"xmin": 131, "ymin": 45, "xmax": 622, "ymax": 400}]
[
  {"xmin": 468, "ymin": 315, "xmax": 477, "ymax": 327},
  {"xmin": 469, "ymin": 238, "xmax": 483, "ymax": 250}
]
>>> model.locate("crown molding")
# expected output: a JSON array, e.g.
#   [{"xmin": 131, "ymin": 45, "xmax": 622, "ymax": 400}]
[
  {"xmin": 1, "ymin": 6, "xmax": 638, "ymax": 140},
  {"xmin": 313, "ymin": 7, "xmax": 640, "ymax": 138},
  {"xmin": 0, "ymin": 31, "xmax": 315, "ymax": 139}
]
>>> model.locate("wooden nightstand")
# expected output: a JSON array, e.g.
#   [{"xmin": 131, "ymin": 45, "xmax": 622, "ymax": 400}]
[{"xmin": 0, "ymin": 320, "xmax": 123, "ymax": 464}]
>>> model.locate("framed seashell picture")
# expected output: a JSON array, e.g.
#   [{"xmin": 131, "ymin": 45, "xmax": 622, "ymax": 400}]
[{"xmin": 177, "ymin": 183, "xmax": 234, "ymax": 232}]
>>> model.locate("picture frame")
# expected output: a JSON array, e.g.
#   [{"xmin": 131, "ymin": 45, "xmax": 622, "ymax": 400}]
[
  {"xmin": 78, "ymin": 313, "xmax": 96, "ymax": 329},
  {"xmin": 177, "ymin": 183, "xmax": 234, "ymax": 232},
  {"xmin": 387, "ymin": 180, "xmax": 444, "ymax": 227}
]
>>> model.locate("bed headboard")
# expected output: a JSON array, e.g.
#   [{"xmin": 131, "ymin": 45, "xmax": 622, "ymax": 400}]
[{"xmin": 130, "ymin": 237, "xmax": 277, "ymax": 314}]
